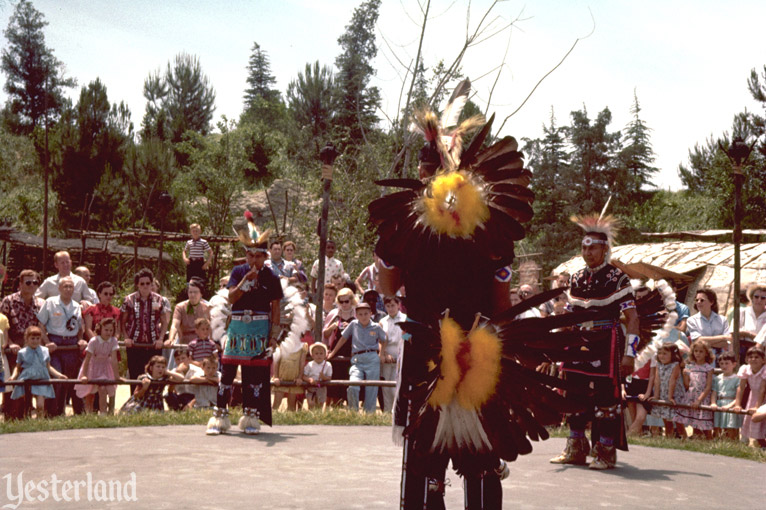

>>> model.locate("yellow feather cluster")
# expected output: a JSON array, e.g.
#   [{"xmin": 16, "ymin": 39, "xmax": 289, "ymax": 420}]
[
  {"xmin": 457, "ymin": 328, "xmax": 501, "ymax": 410},
  {"xmin": 420, "ymin": 171, "xmax": 488, "ymax": 238},
  {"xmin": 429, "ymin": 317, "xmax": 463, "ymax": 407},
  {"xmin": 428, "ymin": 319, "xmax": 502, "ymax": 410}
]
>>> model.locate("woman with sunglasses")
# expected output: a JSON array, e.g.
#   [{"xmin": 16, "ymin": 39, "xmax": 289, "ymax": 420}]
[
  {"xmin": 83, "ymin": 281, "xmax": 122, "ymax": 341},
  {"xmin": 735, "ymin": 284, "xmax": 766, "ymax": 355},
  {"xmin": 687, "ymin": 288, "xmax": 730, "ymax": 362},
  {"xmin": 322, "ymin": 287, "xmax": 356, "ymax": 405}
]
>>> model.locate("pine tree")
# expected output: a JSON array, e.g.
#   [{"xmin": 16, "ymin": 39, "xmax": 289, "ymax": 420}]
[
  {"xmin": 286, "ymin": 61, "xmax": 336, "ymax": 144},
  {"xmin": 244, "ymin": 42, "xmax": 279, "ymax": 107},
  {"xmin": 334, "ymin": 0, "xmax": 381, "ymax": 149},
  {"xmin": 1, "ymin": 0, "xmax": 76, "ymax": 134},
  {"xmin": 619, "ymin": 91, "xmax": 658, "ymax": 195},
  {"xmin": 141, "ymin": 53, "xmax": 216, "ymax": 143}
]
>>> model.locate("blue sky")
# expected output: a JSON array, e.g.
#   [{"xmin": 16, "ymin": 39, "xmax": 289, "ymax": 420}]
[{"xmin": 2, "ymin": 0, "xmax": 765, "ymax": 190}]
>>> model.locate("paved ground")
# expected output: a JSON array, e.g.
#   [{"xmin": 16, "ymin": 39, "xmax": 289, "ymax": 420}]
[{"xmin": 1, "ymin": 425, "xmax": 762, "ymax": 509}]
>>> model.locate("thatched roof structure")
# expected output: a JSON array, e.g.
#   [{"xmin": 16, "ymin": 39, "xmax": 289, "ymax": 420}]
[{"xmin": 553, "ymin": 241, "xmax": 766, "ymax": 314}]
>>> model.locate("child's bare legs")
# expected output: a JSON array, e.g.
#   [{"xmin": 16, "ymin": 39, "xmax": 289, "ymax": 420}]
[
  {"xmin": 34, "ymin": 396, "xmax": 46, "ymax": 419},
  {"xmin": 673, "ymin": 421, "xmax": 687, "ymax": 439},
  {"xmin": 272, "ymin": 391, "xmax": 285, "ymax": 410},
  {"xmin": 724, "ymin": 428, "xmax": 739, "ymax": 441},
  {"xmin": 662, "ymin": 419, "xmax": 674, "ymax": 437},
  {"xmin": 84, "ymin": 394, "xmax": 95, "ymax": 413},
  {"xmin": 757, "ymin": 438, "xmax": 766, "ymax": 448},
  {"xmin": 98, "ymin": 388, "xmax": 109, "ymax": 415},
  {"xmin": 286, "ymin": 392, "xmax": 298, "ymax": 412},
  {"xmin": 628, "ymin": 405, "xmax": 647, "ymax": 436}
]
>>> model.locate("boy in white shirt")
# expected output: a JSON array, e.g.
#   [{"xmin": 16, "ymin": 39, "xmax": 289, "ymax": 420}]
[
  {"xmin": 189, "ymin": 356, "xmax": 220, "ymax": 408},
  {"xmin": 378, "ymin": 296, "xmax": 406, "ymax": 412},
  {"xmin": 302, "ymin": 343, "xmax": 332, "ymax": 410}
]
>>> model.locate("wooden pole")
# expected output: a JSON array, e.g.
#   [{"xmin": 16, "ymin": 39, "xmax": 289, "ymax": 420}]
[{"xmin": 732, "ymin": 167, "xmax": 743, "ymax": 363}]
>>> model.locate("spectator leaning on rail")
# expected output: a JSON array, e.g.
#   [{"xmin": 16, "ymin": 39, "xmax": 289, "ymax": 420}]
[
  {"xmin": 36, "ymin": 276, "xmax": 86, "ymax": 416},
  {"xmin": 733, "ymin": 284, "xmax": 766, "ymax": 356},
  {"xmin": 687, "ymin": 288, "xmax": 730, "ymax": 363},
  {"xmin": 120, "ymin": 268, "xmax": 169, "ymax": 393},
  {"xmin": 35, "ymin": 251, "xmax": 96, "ymax": 304},
  {"xmin": 0, "ymin": 270, "xmax": 45, "ymax": 420}
]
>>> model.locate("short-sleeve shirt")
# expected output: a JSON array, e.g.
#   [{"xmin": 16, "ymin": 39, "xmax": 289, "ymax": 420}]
[
  {"xmin": 35, "ymin": 273, "xmax": 94, "ymax": 303},
  {"xmin": 227, "ymin": 263, "xmax": 284, "ymax": 313},
  {"xmin": 121, "ymin": 292, "xmax": 165, "ymax": 344},
  {"xmin": 37, "ymin": 296, "xmax": 82, "ymax": 337},
  {"xmin": 379, "ymin": 311, "xmax": 407, "ymax": 358},
  {"xmin": 172, "ymin": 301, "xmax": 211, "ymax": 344},
  {"xmin": 687, "ymin": 312, "xmax": 729, "ymax": 341},
  {"xmin": 0, "ymin": 292, "xmax": 45, "ymax": 346},
  {"xmin": 184, "ymin": 238, "xmax": 211, "ymax": 259},
  {"xmin": 310, "ymin": 257, "xmax": 344, "ymax": 285},
  {"xmin": 341, "ymin": 319, "xmax": 386, "ymax": 354},
  {"xmin": 0, "ymin": 313, "xmax": 8, "ymax": 372},
  {"xmin": 304, "ymin": 360, "xmax": 332, "ymax": 380},
  {"xmin": 567, "ymin": 263, "xmax": 636, "ymax": 315},
  {"xmin": 84, "ymin": 303, "xmax": 121, "ymax": 331},
  {"xmin": 188, "ymin": 338, "xmax": 219, "ymax": 361}
]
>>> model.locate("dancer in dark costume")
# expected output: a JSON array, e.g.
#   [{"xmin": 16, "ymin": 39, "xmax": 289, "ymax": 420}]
[
  {"xmin": 370, "ymin": 79, "xmax": 611, "ymax": 510},
  {"xmin": 549, "ymin": 214, "xmax": 640, "ymax": 469}
]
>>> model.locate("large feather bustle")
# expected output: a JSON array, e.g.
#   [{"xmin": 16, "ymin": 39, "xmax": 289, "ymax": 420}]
[
  {"xmin": 635, "ymin": 279, "xmax": 682, "ymax": 369},
  {"xmin": 209, "ymin": 288, "xmax": 231, "ymax": 349},
  {"xmin": 401, "ymin": 307, "xmax": 602, "ymax": 467},
  {"xmin": 277, "ymin": 278, "xmax": 309, "ymax": 356}
]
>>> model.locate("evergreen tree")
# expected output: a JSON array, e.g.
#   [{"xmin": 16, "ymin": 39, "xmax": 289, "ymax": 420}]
[
  {"xmin": 618, "ymin": 91, "xmax": 658, "ymax": 195},
  {"xmin": 334, "ymin": 0, "xmax": 381, "ymax": 149},
  {"xmin": 1, "ymin": 0, "xmax": 75, "ymax": 134},
  {"xmin": 242, "ymin": 42, "xmax": 285, "ymax": 126},
  {"xmin": 566, "ymin": 106, "xmax": 622, "ymax": 214},
  {"xmin": 52, "ymin": 78, "xmax": 133, "ymax": 230},
  {"xmin": 286, "ymin": 61, "xmax": 336, "ymax": 161},
  {"xmin": 141, "ymin": 53, "xmax": 216, "ymax": 143},
  {"xmin": 244, "ymin": 42, "xmax": 279, "ymax": 107}
]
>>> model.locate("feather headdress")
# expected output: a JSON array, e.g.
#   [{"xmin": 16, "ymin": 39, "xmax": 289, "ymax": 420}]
[
  {"xmin": 409, "ymin": 79, "xmax": 485, "ymax": 172},
  {"xmin": 570, "ymin": 211, "xmax": 621, "ymax": 263},
  {"xmin": 234, "ymin": 210, "xmax": 270, "ymax": 252}
]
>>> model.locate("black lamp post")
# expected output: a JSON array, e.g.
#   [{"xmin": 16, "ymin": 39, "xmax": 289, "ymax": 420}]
[
  {"xmin": 314, "ymin": 142, "xmax": 338, "ymax": 341},
  {"xmin": 725, "ymin": 138, "xmax": 752, "ymax": 363},
  {"xmin": 156, "ymin": 191, "xmax": 173, "ymax": 281}
]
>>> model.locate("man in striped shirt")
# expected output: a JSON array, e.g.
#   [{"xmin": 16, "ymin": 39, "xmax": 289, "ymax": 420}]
[{"xmin": 183, "ymin": 224, "xmax": 213, "ymax": 283}]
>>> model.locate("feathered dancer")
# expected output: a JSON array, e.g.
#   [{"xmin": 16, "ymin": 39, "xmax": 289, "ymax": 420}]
[{"xmin": 370, "ymin": 79, "xmax": 611, "ymax": 509}]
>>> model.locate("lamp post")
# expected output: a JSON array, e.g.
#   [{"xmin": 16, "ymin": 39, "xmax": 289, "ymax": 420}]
[
  {"xmin": 314, "ymin": 142, "xmax": 338, "ymax": 342},
  {"xmin": 725, "ymin": 138, "xmax": 751, "ymax": 363},
  {"xmin": 156, "ymin": 191, "xmax": 173, "ymax": 281}
]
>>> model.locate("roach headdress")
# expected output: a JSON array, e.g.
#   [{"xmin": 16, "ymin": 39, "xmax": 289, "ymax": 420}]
[
  {"xmin": 570, "ymin": 212, "xmax": 621, "ymax": 263},
  {"xmin": 234, "ymin": 210, "xmax": 270, "ymax": 253}
]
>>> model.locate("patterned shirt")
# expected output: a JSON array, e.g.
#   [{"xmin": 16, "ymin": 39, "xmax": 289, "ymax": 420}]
[
  {"xmin": 184, "ymin": 238, "xmax": 211, "ymax": 260},
  {"xmin": 310, "ymin": 257, "xmax": 345, "ymax": 285},
  {"xmin": 265, "ymin": 258, "xmax": 295, "ymax": 278},
  {"xmin": 121, "ymin": 292, "xmax": 165, "ymax": 344},
  {"xmin": 0, "ymin": 292, "xmax": 44, "ymax": 346},
  {"xmin": 187, "ymin": 337, "xmax": 219, "ymax": 361}
]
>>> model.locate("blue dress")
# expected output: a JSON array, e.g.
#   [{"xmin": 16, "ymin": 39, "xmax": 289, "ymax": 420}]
[{"xmin": 10, "ymin": 346, "xmax": 55, "ymax": 399}]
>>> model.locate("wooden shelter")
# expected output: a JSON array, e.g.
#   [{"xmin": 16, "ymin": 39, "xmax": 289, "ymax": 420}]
[{"xmin": 553, "ymin": 241, "xmax": 766, "ymax": 315}]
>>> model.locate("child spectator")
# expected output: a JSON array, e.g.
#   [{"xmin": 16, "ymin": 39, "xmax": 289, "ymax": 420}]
[
  {"xmin": 272, "ymin": 343, "xmax": 308, "ymax": 412},
  {"xmin": 165, "ymin": 350, "xmax": 202, "ymax": 411},
  {"xmin": 8, "ymin": 326, "xmax": 66, "ymax": 418},
  {"xmin": 120, "ymin": 355, "xmax": 183, "ymax": 414},
  {"xmin": 710, "ymin": 352, "xmax": 743, "ymax": 440},
  {"xmin": 189, "ymin": 356, "xmax": 221, "ymax": 408},
  {"xmin": 733, "ymin": 346, "xmax": 766, "ymax": 447},
  {"xmin": 677, "ymin": 341, "xmax": 714, "ymax": 439},
  {"xmin": 187, "ymin": 318, "xmax": 219, "ymax": 364},
  {"xmin": 379, "ymin": 296, "xmax": 406, "ymax": 413},
  {"xmin": 303, "ymin": 343, "xmax": 332, "ymax": 410},
  {"xmin": 182, "ymin": 223, "xmax": 212, "ymax": 284},
  {"xmin": 643, "ymin": 344, "xmax": 687, "ymax": 438},
  {"xmin": 75, "ymin": 318, "xmax": 120, "ymax": 414},
  {"xmin": 328, "ymin": 302, "xmax": 386, "ymax": 413}
]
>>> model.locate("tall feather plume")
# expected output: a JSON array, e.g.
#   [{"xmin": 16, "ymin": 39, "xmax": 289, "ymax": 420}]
[{"xmin": 440, "ymin": 78, "xmax": 471, "ymax": 129}]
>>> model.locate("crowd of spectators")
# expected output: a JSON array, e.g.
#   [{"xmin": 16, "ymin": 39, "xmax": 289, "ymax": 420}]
[
  {"xmin": 0, "ymin": 225, "xmax": 409, "ymax": 420},
  {"xmin": 2, "ymin": 230, "xmax": 764, "ymax": 446}
]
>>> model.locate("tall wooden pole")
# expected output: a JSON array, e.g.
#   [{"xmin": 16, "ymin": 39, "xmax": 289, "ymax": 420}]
[
  {"xmin": 42, "ymin": 71, "xmax": 49, "ymax": 276},
  {"xmin": 314, "ymin": 143, "xmax": 338, "ymax": 342},
  {"xmin": 732, "ymin": 167, "xmax": 743, "ymax": 363}
]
